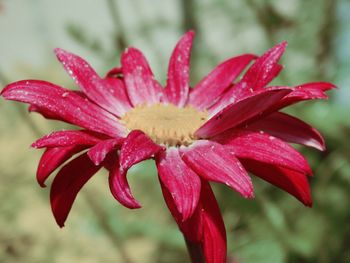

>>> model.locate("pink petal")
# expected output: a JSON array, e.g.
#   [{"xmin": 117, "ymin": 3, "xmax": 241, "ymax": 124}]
[
  {"xmin": 209, "ymin": 42, "xmax": 286, "ymax": 114},
  {"xmin": 87, "ymin": 138, "xmax": 124, "ymax": 166},
  {"xmin": 55, "ymin": 48, "xmax": 132, "ymax": 117},
  {"xmin": 1, "ymin": 80, "xmax": 126, "ymax": 137},
  {"xmin": 50, "ymin": 153, "xmax": 101, "ymax": 227},
  {"xmin": 195, "ymin": 87, "xmax": 292, "ymax": 138},
  {"xmin": 37, "ymin": 145, "xmax": 87, "ymax": 187},
  {"xmin": 241, "ymin": 159, "xmax": 312, "ymax": 206},
  {"xmin": 156, "ymin": 148, "xmax": 201, "ymax": 221},
  {"xmin": 108, "ymin": 153, "xmax": 141, "ymax": 209},
  {"xmin": 120, "ymin": 130, "xmax": 164, "ymax": 172},
  {"xmin": 247, "ymin": 112, "xmax": 325, "ymax": 151},
  {"xmin": 181, "ymin": 140, "xmax": 254, "ymax": 198},
  {"xmin": 189, "ymin": 54, "xmax": 256, "ymax": 110},
  {"xmin": 200, "ymin": 181, "xmax": 227, "ymax": 263},
  {"xmin": 215, "ymin": 129, "xmax": 312, "ymax": 176},
  {"xmin": 121, "ymin": 48, "xmax": 163, "ymax": 106},
  {"xmin": 32, "ymin": 130, "xmax": 105, "ymax": 148},
  {"xmin": 164, "ymin": 31, "xmax": 195, "ymax": 107}
]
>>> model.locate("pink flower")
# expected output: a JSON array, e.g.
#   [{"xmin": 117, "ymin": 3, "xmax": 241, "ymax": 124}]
[{"xmin": 1, "ymin": 31, "xmax": 334, "ymax": 263}]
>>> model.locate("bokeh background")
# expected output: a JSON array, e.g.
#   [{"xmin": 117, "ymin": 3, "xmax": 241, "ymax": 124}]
[{"xmin": 1, "ymin": 0, "xmax": 350, "ymax": 262}]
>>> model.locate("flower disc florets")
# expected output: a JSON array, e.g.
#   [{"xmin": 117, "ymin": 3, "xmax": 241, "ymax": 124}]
[{"xmin": 121, "ymin": 103, "xmax": 208, "ymax": 146}]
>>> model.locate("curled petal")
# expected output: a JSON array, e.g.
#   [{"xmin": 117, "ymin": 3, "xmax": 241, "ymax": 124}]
[
  {"xmin": 156, "ymin": 148, "xmax": 201, "ymax": 221},
  {"xmin": 50, "ymin": 153, "xmax": 101, "ymax": 227},
  {"xmin": 241, "ymin": 159, "xmax": 312, "ymax": 206},
  {"xmin": 121, "ymin": 48, "xmax": 163, "ymax": 106},
  {"xmin": 181, "ymin": 140, "xmax": 254, "ymax": 198},
  {"xmin": 108, "ymin": 153, "xmax": 141, "ymax": 209},
  {"xmin": 196, "ymin": 87, "xmax": 292, "ymax": 138},
  {"xmin": 37, "ymin": 145, "xmax": 87, "ymax": 187},
  {"xmin": 32, "ymin": 130, "xmax": 105, "ymax": 148},
  {"xmin": 164, "ymin": 31, "xmax": 194, "ymax": 107},
  {"xmin": 247, "ymin": 112, "xmax": 325, "ymax": 151},
  {"xmin": 107, "ymin": 130, "xmax": 163, "ymax": 208},
  {"xmin": 1, "ymin": 80, "xmax": 126, "ymax": 137},
  {"xmin": 88, "ymin": 138, "xmax": 124, "ymax": 166},
  {"xmin": 189, "ymin": 54, "xmax": 256, "ymax": 110},
  {"xmin": 120, "ymin": 130, "xmax": 164, "ymax": 172},
  {"xmin": 215, "ymin": 129, "xmax": 312, "ymax": 176}
]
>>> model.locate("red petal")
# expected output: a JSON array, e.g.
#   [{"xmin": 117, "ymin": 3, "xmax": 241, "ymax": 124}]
[
  {"xmin": 189, "ymin": 54, "xmax": 256, "ymax": 110},
  {"xmin": 108, "ymin": 153, "xmax": 141, "ymax": 209},
  {"xmin": 108, "ymin": 130, "xmax": 163, "ymax": 208},
  {"xmin": 181, "ymin": 140, "xmax": 254, "ymax": 198},
  {"xmin": 295, "ymin": 81, "xmax": 336, "ymax": 91},
  {"xmin": 87, "ymin": 138, "xmax": 124, "ymax": 165},
  {"xmin": 200, "ymin": 181, "xmax": 227, "ymax": 263},
  {"xmin": 160, "ymin": 180, "xmax": 203, "ymax": 242},
  {"xmin": 209, "ymin": 42, "xmax": 286, "ymax": 114},
  {"xmin": 50, "ymin": 153, "xmax": 101, "ymax": 227},
  {"xmin": 164, "ymin": 31, "xmax": 194, "ymax": 107},
  {"xmin": 120, "ymin": 130, "xmax": 164, "ymax": 172},
  {"xmin": 121, "ymin": 48, "xmax": 163, "ymax": 106},
  {"xmin": 195, "ymin": 87, "xmax": 291, "ymax": 138},
  {"xmin": 247, "ymin": 112, "xmax": 325, "ymax": 151},
  {"xmin": 216, "ymin": 129, "xmax": 312, "ymax": 176},
  {"xmin": 274, "ymin": 82, "xmax": 336, "ymax": 110},
  {"xmin": 241, "ymin": 41, "xmax": 287, "ymax": 90},
  {"xmin": 241, "ymin": 159, "xmax": 312, "ymax": 206},
  {"xmin": 161, "ymin": 180, "xmax": 227, "ymax": 263},
  {"xmin": 37, "ymin": 146, "xmax": 87, "ymax": 187},
  {"xmin": 32, "ymin": 130, "xmax": 105, "ymax": 148},
  {"xmin": 156, "ymin": 148, "xmax": 201, "ymax": 221},
  {"xmin": 1, "ymin": 80, "xmax": 126, "ymax": 137},
  {"xmin": 55, "ymin": 48, "xmax": 132, "ymax": 117},
  {"xmin": 105, "ymin": 67, "xmax": 123, "ymax": 78}
]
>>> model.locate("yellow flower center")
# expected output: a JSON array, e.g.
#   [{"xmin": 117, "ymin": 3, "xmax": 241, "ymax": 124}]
[{"xmin": 121, "ymin": 103, "xmax": 208, "ymax": 146}]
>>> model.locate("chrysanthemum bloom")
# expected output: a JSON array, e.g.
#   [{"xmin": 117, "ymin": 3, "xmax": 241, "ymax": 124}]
[{"xmin": 1, "ymin": 31, "xmax": 334, "ymax": 263}]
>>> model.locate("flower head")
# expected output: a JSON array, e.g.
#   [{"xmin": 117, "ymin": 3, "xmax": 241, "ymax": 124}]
[{"xmin": 1, "ymin": 31, "xmax": 335, "ymax": 263}]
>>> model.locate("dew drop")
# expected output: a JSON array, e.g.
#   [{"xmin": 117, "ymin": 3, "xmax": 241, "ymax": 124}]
[{"xmin": 62, "ymin": 92, "xmax": 69, "ymax": 98}]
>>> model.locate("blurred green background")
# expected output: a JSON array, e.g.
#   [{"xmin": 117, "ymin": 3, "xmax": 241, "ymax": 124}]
[{"xmin": 1, "ymin": 0, "xmax": 350, "ymax": 262}]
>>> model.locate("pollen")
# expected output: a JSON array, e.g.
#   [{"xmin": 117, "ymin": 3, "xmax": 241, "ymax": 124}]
[{"xmin": 121, "ymin": 103, "xmax": 208, "ymax": 146}]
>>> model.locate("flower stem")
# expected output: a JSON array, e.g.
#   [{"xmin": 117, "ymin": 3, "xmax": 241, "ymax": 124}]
[{"xmin": 185, "ymin": 237, "xmax": 205, "ymax": 263}]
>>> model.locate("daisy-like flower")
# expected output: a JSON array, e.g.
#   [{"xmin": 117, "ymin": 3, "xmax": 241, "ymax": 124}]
[{"xmin": 1, "ymin": 31, "xmax": 334, "ymax": 263}]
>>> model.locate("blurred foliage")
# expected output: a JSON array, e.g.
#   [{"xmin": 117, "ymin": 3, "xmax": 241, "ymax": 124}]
[{"xmin": 1, "ymin": 0, "xmax": 350, "ymax": 262}]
